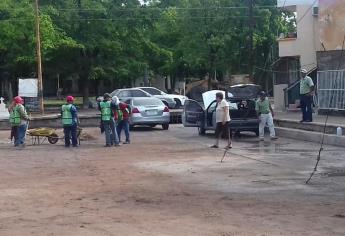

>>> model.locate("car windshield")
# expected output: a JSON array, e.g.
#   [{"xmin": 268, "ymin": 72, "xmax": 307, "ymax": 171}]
[
  {"xmin": 118, "ymin": 90, "xmax": 132, "ymax": 97},
  {"xmin": 133, "ymin": 98, "xmax": 162, "ymax": 106},
  {"xmin": 141, "ymin": 88, "xmax": 163, "ymax": 95}
]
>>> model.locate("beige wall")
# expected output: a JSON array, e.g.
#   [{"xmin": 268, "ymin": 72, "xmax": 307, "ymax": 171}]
[
  {"xmin": 278, "ymin": 5, "xmax": 320, "ymax": 71},
  {"xmin": 319, "ymin": 0, "xmax": 345, "ymax": 50},
  {"xmin": 297, "ymin": 5, "xmax": 320, "ymax": 70}
]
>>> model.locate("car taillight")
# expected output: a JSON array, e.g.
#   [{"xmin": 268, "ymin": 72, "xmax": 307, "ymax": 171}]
[
  {"xmin": 163, "ymin": 106, "xmax": 169, "ymax": 112},
  {"xmin": 132, "ymin": 107, "xmax": 140, "ymax": 113}
]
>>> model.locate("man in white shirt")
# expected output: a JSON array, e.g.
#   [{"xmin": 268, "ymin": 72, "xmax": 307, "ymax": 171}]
[{"xmin": 210, "ymin": 92, "xmax": 232, "ymax": 149}]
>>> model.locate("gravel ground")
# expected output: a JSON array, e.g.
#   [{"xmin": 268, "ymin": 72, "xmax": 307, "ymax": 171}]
[{"xmin": 0, "ymin": 125, "xmax": 344, "ymax": 236}]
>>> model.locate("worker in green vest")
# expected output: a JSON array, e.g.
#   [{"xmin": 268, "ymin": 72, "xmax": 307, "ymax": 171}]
[
  {"xmin": 61, "ymin": 96, "xmax": 79, "ymax": 147},
  {"xmin": 12, "ymin": 96, "xmax": 29, "ymax": 148},
  {"xmin": 99, "ymin": 93, "xmax": 119, "ymax": 147},
  {"xmin": 8, "ymin": 100, "xmax": 17, "ymax": 142}
]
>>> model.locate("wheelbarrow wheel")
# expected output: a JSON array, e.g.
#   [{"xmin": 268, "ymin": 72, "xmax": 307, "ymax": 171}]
[{"xmin": 48, "ymin": 134, "xmax": 59, "ymax": 144}]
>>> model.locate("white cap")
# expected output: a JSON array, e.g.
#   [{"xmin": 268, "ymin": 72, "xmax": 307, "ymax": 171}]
[
  {"xmin": 112, "ymin": 96, "xmax": 120, "ymax": 105},
  {"xmin": 301, "ymin": 69, "xmax": 308, "ymax": 73}
]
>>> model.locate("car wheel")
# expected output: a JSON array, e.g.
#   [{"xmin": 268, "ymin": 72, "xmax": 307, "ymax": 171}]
[
  {"xmin": 162, "ymin": 124, "xmax": 169, "ymax": 130},
  {"xmin": 174, "ymin": 99, "xmax": 182, "ymax": 109},
  {"xmin": 198, "ymin": 126, "xmax": 206, "ymax": 135}
]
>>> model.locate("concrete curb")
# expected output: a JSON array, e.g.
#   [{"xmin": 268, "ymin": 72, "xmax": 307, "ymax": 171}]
[
  {"xmin": 276, "ymin": 127, "xmax": 345, "ymax": 147},
  {"xmin": 274, "ymin": 118, "xmax": 345, "ymax": 135}
]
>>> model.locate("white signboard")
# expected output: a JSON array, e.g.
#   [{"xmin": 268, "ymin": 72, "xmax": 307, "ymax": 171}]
[
  {"xmin": 18, "ymin": 78, "xmax": 38, "ymax": 97},
  {"xmin": 0, "ymin": 97, "xmax": 9, "ymax": 119}
]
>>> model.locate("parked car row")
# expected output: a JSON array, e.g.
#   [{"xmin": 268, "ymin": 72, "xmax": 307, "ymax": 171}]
[
  {"xmin": 100, "ymin": 84, "xmax": 260, "ymax": 135},
  {"xmin": 110, "ymin": 87, "xmax": 188, "ymax": 109}
]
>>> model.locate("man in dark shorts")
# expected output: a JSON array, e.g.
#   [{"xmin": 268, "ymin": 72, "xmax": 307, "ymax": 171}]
[{"xmin": 210, "ymin": 92, "xmax": 232, "ymax": 149}]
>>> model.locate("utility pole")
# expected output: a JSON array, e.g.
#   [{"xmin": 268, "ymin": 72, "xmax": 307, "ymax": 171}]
[
  {"xmin": 34, "ymin": 0, "xmax": 44, "ymax": 114},
  {"xmin": 248, "ymin": 0, "xmax": 254, "ymax": 79}
]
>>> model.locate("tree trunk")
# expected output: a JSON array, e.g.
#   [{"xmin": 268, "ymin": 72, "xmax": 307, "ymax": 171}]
[
  {"xmin": 143, "ymin": 68, "xmax": 149, "ymax": 86},
  {"xmin": 97, "ymin": 79, "xmax": 104, "ymax": 96},
  {"xmin": 82, "ymin": 78, "xmax": 90, "ymax": 109},
  {"xmin": 8, "ymin": 78, "xmax": 13, "ymax": 100},
  {"xmin": 170, "ymin": 75, "xmax": 176, "ymax": 94}
]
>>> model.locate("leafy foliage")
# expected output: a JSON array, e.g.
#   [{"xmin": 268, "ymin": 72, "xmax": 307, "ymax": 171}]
[{"xmin": 0, "ymin": 0, "xmax": 293, "ymax": 104}]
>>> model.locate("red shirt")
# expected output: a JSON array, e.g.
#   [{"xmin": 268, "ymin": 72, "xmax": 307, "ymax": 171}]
[{"xmin": 119, "ymin": 103, "xmax": 130, "ymax": 120}]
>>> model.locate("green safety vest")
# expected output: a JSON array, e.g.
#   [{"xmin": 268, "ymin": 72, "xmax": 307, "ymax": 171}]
[
  {"xmin": 100, "ymin": 101, "xmax": 112, "ymax": 121},
  {"xmin": 10, "ymin": 105, "xmax": 21, "ymax": 126},
  {"xmin": 61, "ymin": 104, "xmax": 73, "ymax": 126},
  {"xmin": 118, "ymin": 110, "xmax": 123, "ymax": 121}
]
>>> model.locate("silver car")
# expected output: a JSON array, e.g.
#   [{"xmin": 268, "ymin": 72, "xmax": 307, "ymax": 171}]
[
  {"xmin": 110, "ymin": 88, "xmax": 152, "ymax": 102},
  {"xmin": 126, "ymin": 97, "xmax": 170, "ymax": 130},
  {"xmin": 138, "ymin": 87, "xmax": 186, "ymax": 109}
]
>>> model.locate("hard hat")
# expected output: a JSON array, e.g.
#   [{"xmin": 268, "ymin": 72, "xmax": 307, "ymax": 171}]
[
  {"xmin": 301, "ymin": 69, "xmax": 308, "ymax": 74},
  {"xmin": 66, "ymin": 96, "xmax": 74, "ymax": 102},
  {"xmin": 103, "ymin": 93, "xmax": 111, "ymax": 99},
  {"xmin": 14, "ymin": 96, "xmax": 24, "ymax": 104}
]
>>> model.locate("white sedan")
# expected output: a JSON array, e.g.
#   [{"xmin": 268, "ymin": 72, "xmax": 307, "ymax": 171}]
[{"xmin": 138, "ymin": 87, "xmax": 188, "ymax": 109}]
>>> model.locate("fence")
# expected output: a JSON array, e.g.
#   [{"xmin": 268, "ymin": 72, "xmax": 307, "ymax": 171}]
[{"xmin": 318, "ymin": 69, "xmax": 345, "ymax": 110}]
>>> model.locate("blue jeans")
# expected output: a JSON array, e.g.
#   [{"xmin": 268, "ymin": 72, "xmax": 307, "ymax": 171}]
[
  {"xmin": 117, "ymin": 120, "xmax": 130, "ymax": 143},
  {"xmin": 300, "ymin": 95, "xmax": 313, "ymax": 121},
  {"xmin": 64, "ymin": 124, "xmax": 78, "ymax": 147},
  {"xmin": 103, "ymin": 119, "xmax": 119, "ymax": 145},
  {"xmin": 15, "ymin": 124, "xmax": 27, "ymax": 146},
  {"xmin": 110, "ymin": 118, "xmax": 119, "ymax": 145}
]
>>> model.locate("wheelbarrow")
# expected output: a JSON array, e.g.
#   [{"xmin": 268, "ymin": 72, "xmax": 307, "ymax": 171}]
[{"xmin": 27, "ymin": 127, "xmax": 82, "ymax": 145}]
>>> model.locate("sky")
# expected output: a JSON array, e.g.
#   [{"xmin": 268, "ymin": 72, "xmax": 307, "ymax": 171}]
[{"xmin": 277, "ymin": 0, "xmax": 319, "ymax": 7}]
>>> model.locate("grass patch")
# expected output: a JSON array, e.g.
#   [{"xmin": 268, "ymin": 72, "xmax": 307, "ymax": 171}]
[{"xmin": 44, "ymin": 97, "xmax": 95, "ymax": 107}]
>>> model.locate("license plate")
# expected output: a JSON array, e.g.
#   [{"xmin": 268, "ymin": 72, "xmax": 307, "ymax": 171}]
[{"xmin": 146, "ymin": 110, "xmax": 158, "ymax": 116}]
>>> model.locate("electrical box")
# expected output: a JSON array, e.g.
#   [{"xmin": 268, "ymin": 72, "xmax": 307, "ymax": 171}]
[{"xmin": 312, "ymin": 6, "xmax": 319, "ymax": 16}]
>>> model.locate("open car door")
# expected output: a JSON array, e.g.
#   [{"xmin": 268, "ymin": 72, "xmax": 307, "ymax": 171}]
[{"xmin": 182, "ymin": 100, "xmax": 204, "ymax": 127}]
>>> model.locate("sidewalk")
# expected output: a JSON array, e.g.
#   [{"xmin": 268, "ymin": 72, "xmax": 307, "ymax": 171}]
[
  {"xmin": 275, "ymin": 111, "xmax": 344, "ymax": 127},
  {"xmin": 274, "ymin": 111, "xmax": 345, "ymax": 147}
]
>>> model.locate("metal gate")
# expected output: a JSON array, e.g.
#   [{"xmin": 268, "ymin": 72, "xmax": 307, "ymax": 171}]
[{"xmin": 318, "ymin": 69, "xmax": 345, "ymax": 110}]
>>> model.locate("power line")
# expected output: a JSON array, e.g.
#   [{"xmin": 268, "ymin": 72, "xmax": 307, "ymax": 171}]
[
  {"xmin": 0, "ymin": 5, "xmax": 279, "ymax": 12},
  {"xmin": 0, "ymin": 15, "xmax": 264, "ymax": 23},
  {"xmin": 296, "ymin": 0, "xmax": 318, "ymax": 24},
  {"xmin": 255, "ymin": 63, "xmax": 317, "ymax": 73}
]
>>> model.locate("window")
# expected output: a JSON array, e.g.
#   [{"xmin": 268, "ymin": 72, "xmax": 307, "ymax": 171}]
[
  {"xmin": 207, "ymin": 101, "xmax": 217, "ymax": 113},
  {"xmin": 142, "ymin": 88, "xmax": 163, "ymax": 95},
  {"xmin": 186, "ymin": 100, "xmax": 203, "ymax": 112},
  {"xmin": 131, "ymin": 90, "xmax": 150, "ymax": 97},
  {"xmin": 118, "ymin": 90, "xmax": 131, "ymax": 98}
]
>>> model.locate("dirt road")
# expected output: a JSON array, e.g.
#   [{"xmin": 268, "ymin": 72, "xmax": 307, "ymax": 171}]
[{"xmin": 0, "ymin": 125, "xmax": 344, "ymax": 236}]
